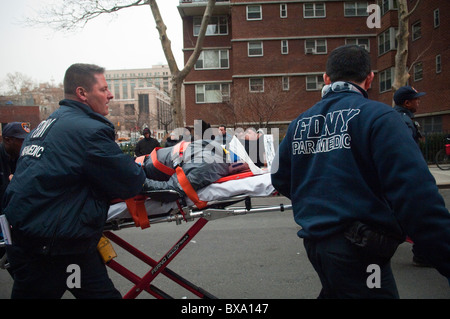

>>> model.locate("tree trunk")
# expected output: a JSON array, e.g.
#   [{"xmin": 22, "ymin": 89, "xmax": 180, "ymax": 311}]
[
  {"xmin": 393, "ymin": 0, "xmax": 421, "ymax": 94},
  {"xmin": 148, "ymin": 0, "xmax": 216, "ymax": 128}
]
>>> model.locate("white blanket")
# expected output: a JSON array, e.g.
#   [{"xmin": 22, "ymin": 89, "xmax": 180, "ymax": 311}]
[{"xmin": 107, "ymin": 173, "xmax": 274, "ymax": 221}]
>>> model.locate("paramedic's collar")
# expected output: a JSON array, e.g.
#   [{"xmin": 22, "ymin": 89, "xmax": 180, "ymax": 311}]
[{"xmin": 321, "ymin": 81, "xmax": 368, "ymax": 99}]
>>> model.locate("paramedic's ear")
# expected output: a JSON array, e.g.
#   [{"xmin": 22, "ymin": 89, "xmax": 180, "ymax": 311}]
[
  {"xmin": 323, "ymin": 74, "xmax": 331, "ymax": 85},
  {"xmin": 75, "ymin": 86, "xmax": 88, "ymax": 103},
  {"xmin": 362, "ymin": 72, "xmax": 375, "ymax": 91}
]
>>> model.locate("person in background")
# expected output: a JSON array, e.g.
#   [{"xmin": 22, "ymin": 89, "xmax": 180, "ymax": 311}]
[
  {"xmin": 393, "ymin": 86, "xmax": 430, "ymax": 267},
  {"xmin": 2, "ymin": 63, "xmax": 146, "ymax": 299},
  {"xmin": 242, "ymin": 128, "xmax": 265, "ymax": 168},
  {"xmin": 164, "ymin": 131, "xmax": 180, "ymax": 147},
  {"xmin": 0, "ymin": 122, "xmax": 30, "ymax": 271},
  {"xmin": 0, "ymin": 122, "xmax": 30, "ymax": 212},
  {"xmin": 134, "ymin": 127, "xmax": 160, "ymax": 157},
  {"xmin": 217, "ymin": 125, "xmax": 232, "ymax": 146},
  {"xmin": 393, "ymin": 86, "xmax": 425, "ymax": 144},
  {"xmin": 271, "ymin": 45, "xmax": 450, "ymax": 298}
]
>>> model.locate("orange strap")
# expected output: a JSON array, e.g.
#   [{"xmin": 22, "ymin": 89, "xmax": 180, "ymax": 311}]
[
  {"xmin": 150, "ymin": 148, "xmax": 176, "ymax": 176},
  {"xmin": 215, "ymin": 170, "xmax": 254, "ymax": 183},
  {"xmin": 135, "ymin": 155, "xmax": 147, "ymax": 166},
  {"xmin": 172, "ymin": 141, "xmax": 191, "ymax": 158},
  {"xmin": 175, "ymin": 166, "xmax": 208, "ymax": 209},
  {"xmin": 125, "ymin": 195, "xmax": 150, "ymax": 229}
]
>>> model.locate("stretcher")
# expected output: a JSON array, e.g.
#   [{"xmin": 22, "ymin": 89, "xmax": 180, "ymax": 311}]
[{"xmin": 103, "ymin": 171, "xmax": 292, "ymax": 299}]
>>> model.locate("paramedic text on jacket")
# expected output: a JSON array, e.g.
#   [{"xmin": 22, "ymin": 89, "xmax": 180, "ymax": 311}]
[
  {"xmin": 270, "ymin": 44, "xmax": 450, "ymax": 298},
  {"xmin": 2, "ymin": 63, "xmax": 147, "ymax": 299}
]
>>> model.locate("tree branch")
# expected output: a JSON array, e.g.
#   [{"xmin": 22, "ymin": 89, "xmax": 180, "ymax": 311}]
[
  {"xmin": 404, "ymin": 0, "xmax": 421, "ymax": 20},
  {"xmin": 26, "ymin": 0, "xmax": 148, "ymax": 32},
  {"xmin": 178, "ymin": 0, "xmax": 216, "ymax": 80}
]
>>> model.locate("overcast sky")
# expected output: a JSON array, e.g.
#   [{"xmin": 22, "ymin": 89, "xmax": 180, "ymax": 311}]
[{"xmin": 0, "ymin": 0, "xmax": 184, "ymax": 92}]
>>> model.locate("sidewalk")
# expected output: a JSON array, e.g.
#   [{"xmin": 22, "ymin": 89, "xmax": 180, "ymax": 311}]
[{"xmin": 429, "ymin": 165, "xmax": 450, "ymax": 188}]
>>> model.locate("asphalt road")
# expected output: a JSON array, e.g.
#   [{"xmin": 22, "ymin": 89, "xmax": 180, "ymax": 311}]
[{"xmin": 1, "ymin": 192, "xmax": 449, "ymax": 300}]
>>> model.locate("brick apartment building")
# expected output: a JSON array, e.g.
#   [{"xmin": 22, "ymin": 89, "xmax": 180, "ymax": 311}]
[
  {"xmin": 178, "ymin": 0, "xmax": 450, "ymax": 134},
  {"xmin": 0, "ymin": 105, "xmax": 40, "ymax": 142},
  {"xmin": 376, "ymin": 0, "xmax": 450, "ymax": 133}
]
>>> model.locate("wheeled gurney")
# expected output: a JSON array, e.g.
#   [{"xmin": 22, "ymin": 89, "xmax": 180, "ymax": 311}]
[{"xmin": 103, "ymin": 172, "xmax": 292, "ymax": 299}]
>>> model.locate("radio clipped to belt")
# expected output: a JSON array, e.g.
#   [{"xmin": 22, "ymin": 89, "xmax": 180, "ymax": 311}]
[
  {"xmin": 344, "ymin": 221, "xmax": 404, "ymax": 264},
  {"xmin": 97, "ymin": 235, "xmax": 117, "ymax": 264}
]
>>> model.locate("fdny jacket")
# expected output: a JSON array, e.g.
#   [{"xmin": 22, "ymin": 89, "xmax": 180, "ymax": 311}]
[
  {"xmin": 2, "ymin": 99, "xmax": 146, "ymax": 255},
  {"xmin": 271, "ymin": 82, "xmax": 450, "ymax": 278}
]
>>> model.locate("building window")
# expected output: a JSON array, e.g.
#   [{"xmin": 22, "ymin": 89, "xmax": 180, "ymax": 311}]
[
  {"xmin": 417, "ymin": 116, "xmax": 442, "ymax": 134},
  {"xmin": 247, "ymin": 5, "xmax": 262, "ymax": 20},
  {"xmin": 378, "ymin": 27, "xmax": 397, "ymax": 55},
  {"xmin": 412, "ymin": 21, "xmax": 421, "ymax": 41},
  {"xmin": 193, "ymin": 16, "xmax": 228, "ymax": 36},
  {"xmin": 124, "ymin": 104, "xmax": 135, "ymax": 116},
  {"xmin": 280, "ymin": 4, "xmax": 287, "ymax": 18},
  {"xmin": 379, "ymin": 67, "xmax": 394, "ymax": 93},
  {"xmin": 306, "ymin": 75, "xmax": 324, "ymax": 91},
  {"xmin": 114, "ymin": 81, "xmax": 120, "ymax": 99},
  {"xmin": 304, "ymin": 3, "xmax": 326, "ymax": 18},
  {"xmin": 130, "ymin": 80, "xmax": 135, "ymax": 99},
  {"xmin": 249, "ymin": 78, "xmax": 264, "ymax": 92},
  {"xmin": 281, "ymin": 40, "xmax": 289, "ymax": 54},
  {"xmin": 305, "ymin": 39, "xmax": 327, "ymax": 54},
  {"xmin": 195, "ymin": 83, "xmax": 230, "ymax": 103},
  {"xmin": 282, "ymin": 76, "xmax": 289, "ymax": 91},
  {"xmin": 122, "ymin": 82, "xmax": 128, "ymax": 99},
  {"xmin": 138, "ymin": 94, "xmax": 149, "ymax": 114},
  {"xmin": 380, "ymin": 0, "xmax": 398, "ymax": 16},
  {"xmin": 195, "ymin": 50, "xmax": 229, "ymax": 69},
  {"xmin": 345, "ymin": 38, "xmax": 370, "ymax": 52},
  {"xmin": 248, "ymin": 41, "xmax": 263, "ymax": 57},
  {"xmin": 436, "ymin": 55, "xmax": 442, "ymax": 74},
  {"xmin": 434, "ymin": 9, "xmax": 440, "ymax": 28},
  {"xmin": 344, "ymin": 2, "xmax": 369, "ymax": 16},
  {"xmin": 413, "ymin": 62, "xmax": 423, "ymax": 81}
]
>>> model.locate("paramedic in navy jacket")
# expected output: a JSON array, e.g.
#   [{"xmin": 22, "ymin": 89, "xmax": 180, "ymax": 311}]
[
  {"xmin": 2, "ymin": 63, "xmax": 146, "ymax": 299},
  {"xmin": 271, "ymin": 45, "xmax": 450, "ymax": 298}
]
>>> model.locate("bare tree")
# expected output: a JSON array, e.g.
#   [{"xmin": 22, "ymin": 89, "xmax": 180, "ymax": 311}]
[
  {"xmin": 392, "ymin": 0, "xmax": 421, "ymax": 92},
  {"xmin": 235, "ymin": 78, "xmax": 300, "ymax": 129},
  {"xmin": 26, "ymin": 0, "xmax": 216, "ymax": 128},
  {"xmin": 201, "ymin": 77, "xmax": 301, "ymax": 129},
  {"xmin": 4, "ymin": 72, "xmax": 36, "ymax": 95}
]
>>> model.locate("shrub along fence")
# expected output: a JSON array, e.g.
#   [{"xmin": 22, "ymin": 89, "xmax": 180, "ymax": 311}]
[{"xmin": 119, "ymin": 143, "xmax": 135, "ymax": 157}]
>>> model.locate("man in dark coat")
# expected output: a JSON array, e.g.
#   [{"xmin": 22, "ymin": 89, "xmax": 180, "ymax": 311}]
[
  {"xmin": 134, "ymin": 127, "xmax": 160, "ymax": 156},
  {"xmin": 2, "ymin": 63, "xmax": 146, "ymax": 299}
]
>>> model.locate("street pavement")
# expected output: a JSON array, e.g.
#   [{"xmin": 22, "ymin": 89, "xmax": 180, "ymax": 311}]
[
  {"xmin": 429, "ymin": 164, "xmax": 450, "ymax": 188},
  {"xmin": 0, "ymin": 165, "xmax": 449, "ymax": 300}
]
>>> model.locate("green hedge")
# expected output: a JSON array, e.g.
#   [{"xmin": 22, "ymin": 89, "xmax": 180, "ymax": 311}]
[{"xmin": 119, "ymin": 143, "xmax": 135, "ymax": 157}]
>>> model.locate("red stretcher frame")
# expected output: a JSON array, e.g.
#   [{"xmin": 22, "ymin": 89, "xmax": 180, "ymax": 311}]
[
  {"xmin": 103, "ymin": 193, "xmax": 291, "ymax": 299},
  {"xmin": 104, "ymin": 216, "xmax": 215, "ymax": 299}
]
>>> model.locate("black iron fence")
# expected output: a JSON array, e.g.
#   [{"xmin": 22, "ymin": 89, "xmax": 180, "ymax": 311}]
[{"xmin": 420, "ymin": 131, "xmax": 450, "ymax": 164}]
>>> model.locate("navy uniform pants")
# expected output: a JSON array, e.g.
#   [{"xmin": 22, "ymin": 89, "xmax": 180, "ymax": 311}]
[
  {"xmin": 6, "ymin": 245, "xmax": 121, "ymax": 299},
  {"xmin": 303, "ymin": 233, "xmax": 399, "ymax": 299}
]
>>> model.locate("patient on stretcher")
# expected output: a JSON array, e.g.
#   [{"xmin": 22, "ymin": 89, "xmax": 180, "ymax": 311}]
[
  {"xmin": 107, "ymin": 137, "xmax": 274, "ymax": 224},
  {"xmin": 140, "ymin": 139, "xmax": 250, "ymax": 207}
]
